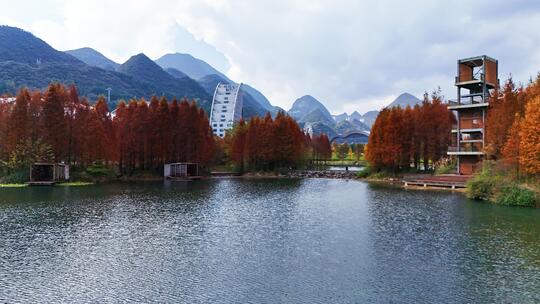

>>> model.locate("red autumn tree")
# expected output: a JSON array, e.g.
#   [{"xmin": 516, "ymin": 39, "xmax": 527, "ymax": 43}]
[
  {"xmin": 519, "ymin": 96, "xmax": 540, "ymax": 176},
  {"xmin": 41, "ymin": 83, "xmax": 69, "ymax": 162}
]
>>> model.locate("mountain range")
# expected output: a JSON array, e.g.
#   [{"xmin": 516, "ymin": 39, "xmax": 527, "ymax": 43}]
[
  {"xmin": 331, "ymin": 93, "xmax": 421, "ymax": 129},
  {"xmin": 293, "ymin": 93, "xmax": 421, "ymax": 139},
  {"xmin": 0, "ymin": 25, "xmax": 421, "ymax": 138}
]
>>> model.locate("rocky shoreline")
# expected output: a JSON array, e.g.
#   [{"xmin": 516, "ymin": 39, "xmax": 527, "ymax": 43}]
[{"xmin": 286, "ymin": 170, "xmax": 359, "ymax": 179}]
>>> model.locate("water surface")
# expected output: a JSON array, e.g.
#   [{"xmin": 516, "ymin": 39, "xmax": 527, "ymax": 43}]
[{"xmin": 1, "ymin": 179, "xmax": 539, "ymax": 303}]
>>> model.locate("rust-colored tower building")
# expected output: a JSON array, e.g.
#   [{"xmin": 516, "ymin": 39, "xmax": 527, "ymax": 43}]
[{"xmin": 448, "ymin": 55, "xmax": 499, "ymax": 175}]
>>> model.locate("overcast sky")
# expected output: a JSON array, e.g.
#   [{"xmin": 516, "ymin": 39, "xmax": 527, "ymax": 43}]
[{"xmin": 1, "ymin": 0, "xmax": 540, "ymax": 114}]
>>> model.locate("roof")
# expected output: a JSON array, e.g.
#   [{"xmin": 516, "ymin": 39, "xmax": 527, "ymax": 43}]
[{"xmin": 458, "ymin": 55, "xmax": 497, "ymax": 66}]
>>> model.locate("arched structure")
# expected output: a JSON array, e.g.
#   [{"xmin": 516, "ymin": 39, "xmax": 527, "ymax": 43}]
[
  {"xmin": 209, "ymin": 83, "xmax": 243, "ymax": 138},
  {"xmin": 330, "ymin": 130, "xmax": 370, "ymax": 144}
]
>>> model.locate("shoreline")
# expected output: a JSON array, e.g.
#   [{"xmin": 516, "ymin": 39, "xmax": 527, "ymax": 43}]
[{"xmin": 0, "ymin": 172, "xmax": 466, "ymax": 193}]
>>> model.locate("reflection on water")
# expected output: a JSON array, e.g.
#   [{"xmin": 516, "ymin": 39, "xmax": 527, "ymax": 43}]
[{"xmin": 0, "ymin": 179, "xmax": 539, "ymax": 303}]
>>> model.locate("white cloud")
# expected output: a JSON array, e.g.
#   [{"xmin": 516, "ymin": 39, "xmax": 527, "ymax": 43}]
[{"xmin": 1, "ymin": 0, "xmax": 540, "ymax": 114}]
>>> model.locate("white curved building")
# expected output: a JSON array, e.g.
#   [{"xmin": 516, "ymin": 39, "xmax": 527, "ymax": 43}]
[{"xmin": 209, "ymin": 83, "xmax": 243, "ymax": 138}]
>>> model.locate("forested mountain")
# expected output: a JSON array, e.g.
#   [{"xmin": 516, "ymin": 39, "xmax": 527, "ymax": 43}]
[
  {"xmin": 156, "ymin": 53, "xmax": 227, "ymax": 80},
  {"xmin": 288, "ymin": 95, "xmax": 334, "ymax": 123},
  {"xmin": 117, "ymin": 53, "xmax": 210, "ymax": 107},
  {"xmin": 165, "ymin": 67, "xmax": 188, "ymax": 79},
  {"xmin": 0, "ymin": 24, "xmax": 418, "ymax": 136},
  {"xmin": 242, "ymin": 84, "xmax": 275, "ymax": 111},
  {"xmin": 0, "ymin": 26, "xmax": 81, "ymax": 65},
  {"xmin": 65, "ymin": 47, "xmax": 119, "ymax": 71},
  {"xmin": 0, "ymin": 26, "xmax": 211, "ymax": 106}
]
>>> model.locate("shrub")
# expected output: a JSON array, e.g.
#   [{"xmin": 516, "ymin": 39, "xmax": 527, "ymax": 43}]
[
  {"xmin": 85, "ymin": 163, "xmax": 115, "ymax": 177},
  {"xmin": 356, "ymin": 166, "xmax": 371, "ymax": 178},
  {"xmin": 434, "ymin": 157, "xmax": 457, "ymax": 175},
  {"xmin": 0, "ymin": 169, "xmax": 29, "ymax": 184},
  {"xmin": 496, "ymin": 184, "xmax": 538, "ymax": 207},
  {"xmin": 465, "ymin": 173, "xmax": 499, "ymax": 201}
]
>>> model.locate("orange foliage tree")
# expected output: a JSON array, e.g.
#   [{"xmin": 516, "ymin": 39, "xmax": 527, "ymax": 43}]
[
  {"xmin": 226, "ymin": 111, "xmax": 314, "ymax": 171},
  {"xmin": 518, "ymin": 96, "xmax": 540, "ymax": 176},
  {"xmin": 0, "ymin": 84, "xmax": 216, "ymax": 175},
  {"xmin": 485, "ymin": 78, "xmax": 527, "ymax": 157},
  {"xmin": 366, "ymin": 91, "xmax": 454, "ymax": 172}
]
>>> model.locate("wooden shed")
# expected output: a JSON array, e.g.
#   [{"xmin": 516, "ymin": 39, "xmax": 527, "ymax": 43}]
[
  {"xmin": 164, "ymin": 163, "xmax": 200, "ymax": 180},
  {"xmin": 28, "ymin": 163, "xmax": 69, "ymax": 185}
]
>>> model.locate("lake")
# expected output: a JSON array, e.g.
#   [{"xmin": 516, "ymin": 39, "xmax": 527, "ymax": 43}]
[{"xmin": 1, "ymin": 179, "xmax": 539, "ymax": 303}]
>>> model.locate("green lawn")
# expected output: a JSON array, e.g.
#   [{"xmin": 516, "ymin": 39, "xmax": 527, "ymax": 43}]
[{"xmin": 0, "ymin": 183, "xmax": 28, "ymax": 188}]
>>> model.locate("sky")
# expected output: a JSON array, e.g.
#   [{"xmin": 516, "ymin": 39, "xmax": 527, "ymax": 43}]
[{"xmin": 1, "ymin": 0, "xmax": 540, "ymax": 115}]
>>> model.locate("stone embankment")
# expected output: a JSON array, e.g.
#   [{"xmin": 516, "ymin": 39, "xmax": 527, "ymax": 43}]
[{"xmin": 287, "ymin": 170, "xmax": 358, "ymax": 179}]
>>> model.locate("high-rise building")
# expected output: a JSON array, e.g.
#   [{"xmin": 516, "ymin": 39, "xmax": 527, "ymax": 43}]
[
  {"xmin": 447, "ymin": 55, "xmax": 499, "ymax": 175},
  {"xmin": 209, "ymin": 83, "xmax": 243, "ymax": 138}
]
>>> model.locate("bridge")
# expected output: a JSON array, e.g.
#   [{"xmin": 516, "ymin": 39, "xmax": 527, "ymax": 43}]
[{"xmin": 330, "ymin": 130, "xmax": 370, "ymax": 144}]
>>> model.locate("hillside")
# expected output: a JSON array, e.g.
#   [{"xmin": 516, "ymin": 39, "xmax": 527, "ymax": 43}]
[
  {"xmin": 387, "ymin": 92, "xmax": 421, "ymax": 108},
  {"xmin": 197, "ymin": 73, "xmax": 273, "ymax": 119},
  {"xmin": 0, "ymin": 61, "xmax": 152, "ymax": 101},
  {"xmin": 361, "ymin": 110, "xmax": 379, "ymax": 128},
  {"xmin": 334, "ymin": 113, "xmax": 348, "ymax": 123},
  {"xmin": 157, "ymin": 53, "xmax": 276, "ymax": 112},
  {"xmin": 117, "ymin": 53, "xmax": 211, "ymax": 109},
  {"xmin": 156, "ymin": 53, "xmax": 227, "ymax": 80},
  {"xmin": 165, "ymin": 67, "xmax": 188, "ymax": 79},
  {"xmin": 350, "ymin": 111, "xmax": 362, "ymax": 122},
  {"xmin": 288, "ymin": 95, "xmax": 334, "ymax": 124},
  {"xmin": 0, "ymin": 26, "xmax": 211, "ymax": 109},
  {"xmin": 0, "ymin": 26, "xmax": 81, "ymax": 65},
  {"xmin": 304, "ymin": 122, "xmax": 337, "ymax": 139},
  {"xmin": 299, "ymin": 108, "xmax": 335, "ymax": 126},
  {"xmin": 242, "ymin": 84, "xmax": 274, "ymax": 111},
  {"xmin": 65, "ymin": 47, "xmax": 119, "ymax": 71}
]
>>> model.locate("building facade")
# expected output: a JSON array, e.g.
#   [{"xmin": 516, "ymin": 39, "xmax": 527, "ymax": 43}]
[
  {"xmin": 209, "ymin": 83, "xmax": 243, "ymax": 138},
  {"xmin": 447, "ymin": 55, "xmax": 499, "ymax": 175}
]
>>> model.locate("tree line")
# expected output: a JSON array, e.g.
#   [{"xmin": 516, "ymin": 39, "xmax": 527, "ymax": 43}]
[
  {"xmin": 0, "ymin": 83, "xmax": 333, "ymax": 177},
  {"xmin": 0, "ymin": 83, "xmax": 215, "ymax": 175},
  {"xmin": 224, "ymin": 113, "xmax": 332, "ymax": 172},
  {"xmin": 486, "ymin": 77, "xmax": 540, "ymax": 178},
  {"xmin": 366, "ymin": 91, "xmax": 455, "ymax": 172}
]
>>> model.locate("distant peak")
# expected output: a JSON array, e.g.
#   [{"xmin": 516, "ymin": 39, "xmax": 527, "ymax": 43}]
[
  {"xmin": 132, "ymin": 53, "xmax": 150, "ymax": 59},
  {"xmin": 397, "ymin": 92, "xmax": 415, "ymax": 98}
]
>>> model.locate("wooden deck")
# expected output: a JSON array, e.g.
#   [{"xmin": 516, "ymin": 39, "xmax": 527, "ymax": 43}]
[{"xmin": 403, "ymin": 174, "xmax": 472, "ymax": 189}]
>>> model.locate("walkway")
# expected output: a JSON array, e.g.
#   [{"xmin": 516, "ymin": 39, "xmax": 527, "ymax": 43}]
[{"xmin": 403, "ymin": 174, "xmax": 473, "ymax": 189}]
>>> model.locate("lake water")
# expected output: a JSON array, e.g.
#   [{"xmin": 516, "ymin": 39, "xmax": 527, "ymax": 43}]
[{"xmin": 1, "ymin": 179, "xmax": 539, "ymax": 303}]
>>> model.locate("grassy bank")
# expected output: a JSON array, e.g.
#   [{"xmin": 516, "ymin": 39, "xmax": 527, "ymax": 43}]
[
  {"xmin": 0, "ymin": 183, "xmax": 27, "ymax": 188},
  {"xmin": 466, "ymin": 163, "xmax": 539, "ymax": 208},
  {"xmin": 56, "ymin": 182, "xmax": 94, "ymax": 186}
]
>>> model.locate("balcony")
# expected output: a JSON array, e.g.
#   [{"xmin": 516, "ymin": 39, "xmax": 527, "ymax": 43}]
[
  {"xmin": 447, "ymin": 142, "xmax": 484, "ymax": 155},
  {"xmin": 451, "ymin": 117, "xmax": 484, "ymax": 130},
  {"xmin": 456, "ymin": 72, "xmax": 498, "ymax": 88},
  {"xmin": 456, "ymin": 74, "xmax": 479, "ymax": 85},
  {"xmin": 448, "ymin": 94, "xmax": 488, "ymax": 109}
]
